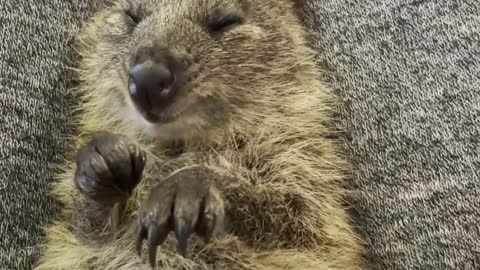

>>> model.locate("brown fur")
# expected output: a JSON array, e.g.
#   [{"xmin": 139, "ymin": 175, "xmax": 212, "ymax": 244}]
[{"xmin": 35, "ymin": 0, "xmax": 367, "ymax": 269}]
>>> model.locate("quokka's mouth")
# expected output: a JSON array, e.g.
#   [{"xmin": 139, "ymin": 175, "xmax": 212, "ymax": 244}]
[{"xmin": 141, "ymin": 110, "xmax": 182, "ymax": 124}]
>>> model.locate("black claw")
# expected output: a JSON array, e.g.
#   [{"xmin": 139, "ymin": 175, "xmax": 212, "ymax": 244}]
[
  {"xmin": 136, "ymin": 224, "xmax": 147, "ymax": 257},
  {"xmin": 202, "ymin": 216, "xmax": 215, "ymax": 244},
  {"xmin": 174, "ymin": 219, "xmax": 192, "ymax": 257},
  {"xmin": 148, "ymin": 225, "xmax": 160, "ymax": 268},
  {"xmin": 196, "ymin": 206, "xmax": 215, "ymax": 243},
  {"xmin": 131, "ymin": 145, "xmax": 146, "ymax": 181}
]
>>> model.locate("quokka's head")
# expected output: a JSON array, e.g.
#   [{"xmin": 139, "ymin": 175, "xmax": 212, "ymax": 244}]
[{"xmin": 79, "ymin": 0, "xmax": 309, "ymax": 141}]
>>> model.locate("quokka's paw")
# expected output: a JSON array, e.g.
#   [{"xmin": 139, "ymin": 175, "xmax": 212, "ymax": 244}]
[
  {"xmin": 136, "ymin": 166, "xmax": 225, "ymax": 267},
  {"xmin": 74, "ymin": 132, "xmax": 146, "ymax": 205}
]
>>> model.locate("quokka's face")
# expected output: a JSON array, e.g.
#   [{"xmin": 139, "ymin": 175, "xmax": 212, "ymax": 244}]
[{"xmin": 80, "ymin": 0, "xmax": 302, "ymax": 140}]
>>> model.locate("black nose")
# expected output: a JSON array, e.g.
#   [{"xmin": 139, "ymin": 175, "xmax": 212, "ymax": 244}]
[{"xmin": 128, "ymin": 60, "xmax": 177, "ymax": 121}]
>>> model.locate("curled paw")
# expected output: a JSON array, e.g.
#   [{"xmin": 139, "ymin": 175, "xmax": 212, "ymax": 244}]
[
  {"xmin": 74, "ymin": 132, "xmax": 146, "ymax": 205},
  {"xmin": 135, "ymin": 167, "xmax": 225, "ymax": 267}
]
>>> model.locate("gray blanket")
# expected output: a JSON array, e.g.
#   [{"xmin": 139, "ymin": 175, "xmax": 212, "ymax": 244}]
[
  {"xmin": 302, "ymin": 0, "xmax": 480, "ymax": 269},
  {"xmin": 0, "ymin": 1, "xmax": 103, "ymax": 269},
  {"xmin": 1, "ymin": 0, "xmax": 478, "ymax": 269}
]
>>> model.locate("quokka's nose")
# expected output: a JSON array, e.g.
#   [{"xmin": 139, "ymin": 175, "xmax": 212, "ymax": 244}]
[{"xmin": 128, "ymin": 60, "xmax": 177, "ymax": 117}]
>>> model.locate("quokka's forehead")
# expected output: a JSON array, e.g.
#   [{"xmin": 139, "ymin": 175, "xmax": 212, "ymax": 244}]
[{"xmin": 117, "ymin": 0, "xmax": 248, "ymax": 15}]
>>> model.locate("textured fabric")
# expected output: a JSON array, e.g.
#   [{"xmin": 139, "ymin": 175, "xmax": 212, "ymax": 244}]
[
  {"xmin": 302, "ymin": 0, "xmax": 480, "ymax": 269},
  {"xmin": 1, "ymin": 0, "xmax": 479, "ymax": 270},
  {"xmin": 0, "ymin": 1, "xmax": 104, "ymax": 269}
]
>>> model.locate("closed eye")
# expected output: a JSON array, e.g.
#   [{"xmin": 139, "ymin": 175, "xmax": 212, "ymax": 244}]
[
  {"xmin": 207, "ymin": 15, "xmax": 244, "ymax": 34},
  {"xmin": 125, "ymin": 8, "xmax": 141, "ymax": 25}
]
